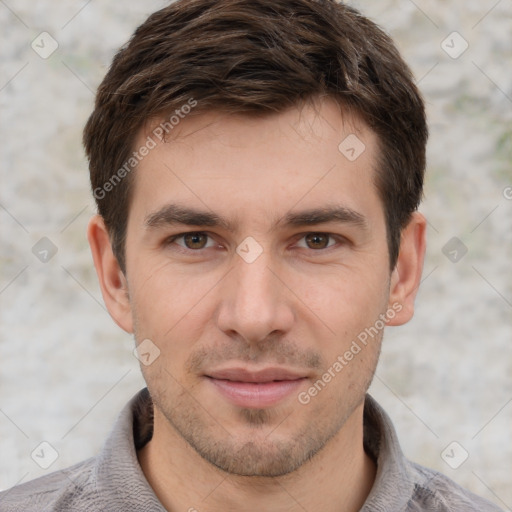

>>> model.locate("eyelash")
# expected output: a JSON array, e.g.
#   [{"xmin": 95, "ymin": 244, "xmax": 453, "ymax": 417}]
[{"xmin": 164, "ymin": 231, "xmax": 345, "ymax": 254}]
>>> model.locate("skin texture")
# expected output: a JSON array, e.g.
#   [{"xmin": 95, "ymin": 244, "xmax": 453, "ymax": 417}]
[{"xmin": 88, "ymin": 96, "xmax": 426, "ymax": 512}]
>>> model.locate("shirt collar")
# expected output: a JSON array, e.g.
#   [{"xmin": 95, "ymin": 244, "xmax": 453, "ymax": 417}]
[
  {"xmin": 94, "ymin": 388, "xmax": 167, "ymax": 511},
  {"xmin": 93, "ymin": 388, "xmax": 415, "ymax": 511},
  {"xmin": 361, "ymin": 394, "xmax": 416, "ymax": 511}
]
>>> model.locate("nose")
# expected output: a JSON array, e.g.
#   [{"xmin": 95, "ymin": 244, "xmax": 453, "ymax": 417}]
[{"xmin": 216, "ymin": 250, "xmax": 295, "ymax": 346}]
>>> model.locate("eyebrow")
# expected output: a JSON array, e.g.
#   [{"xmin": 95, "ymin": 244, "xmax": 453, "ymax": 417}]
[{"xmin": 144, "ymin": 203, "xmax": 369, "ymax": 232}]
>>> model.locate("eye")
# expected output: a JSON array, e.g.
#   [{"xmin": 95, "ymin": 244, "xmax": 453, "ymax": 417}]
[
  {"xmin": 166, "ymin": 231, "xmax": 217, "ymax": 251},
  {"xmin": 165, "ymin": 231, "xmax": 344, "ymax": 254},
  {"xmin": 296, "ymin": 233, "xmax": 338, "ymax": 250}
]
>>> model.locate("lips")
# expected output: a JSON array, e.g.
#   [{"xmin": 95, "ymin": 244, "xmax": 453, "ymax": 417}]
[
  {"xmin": 205, "ymin": 367, "xmax": 308, "ymax": 408},
  {"xmin": 207, "ymin": 367, "xmax": 306, "ymax": 383}
]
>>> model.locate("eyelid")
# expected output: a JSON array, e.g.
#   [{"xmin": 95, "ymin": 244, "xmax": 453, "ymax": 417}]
[
  {"xmin": 294, "ymin": 233, "xmax": 339, "ymax": 250},
  {"xmin": 165, "ymin": 231, "xmax": 217, "ymax": 251},
  {"xmin": 164, "ymin": 230, "xmax": 347, "ymax": 253}
]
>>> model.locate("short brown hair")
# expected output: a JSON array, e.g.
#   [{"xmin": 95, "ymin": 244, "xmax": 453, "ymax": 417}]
[{"xmin": 83, "ymin": 0, "xmax": 427, "ymax": 272}]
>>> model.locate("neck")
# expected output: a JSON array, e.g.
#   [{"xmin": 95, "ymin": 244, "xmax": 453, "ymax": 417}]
[{"xmin": 138, "ymin": 401, "xmax": 376, "ymax": 512}]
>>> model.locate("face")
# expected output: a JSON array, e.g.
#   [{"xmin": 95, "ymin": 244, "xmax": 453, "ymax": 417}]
[{"xmin": 119, "ymin": 98, "xmax": 397, "ymax": 476}]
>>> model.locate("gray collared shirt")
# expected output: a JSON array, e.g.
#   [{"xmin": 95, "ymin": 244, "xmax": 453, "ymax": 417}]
[{"xmin": 0, "ymin": 388, "xmax": 503, "ymax": 511}]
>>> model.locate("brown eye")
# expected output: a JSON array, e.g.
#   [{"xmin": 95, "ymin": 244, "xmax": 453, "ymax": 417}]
[
  {"xmin": 183, "ymin": 232, "xmax": 209, "ymax": 249},
  {"xmin": 304, "ymin": 233, "xmax": 332, "ymax": 249},
  {"xmin": 165, "ymin": 231, "xmax": 218, "ymax": 254}
]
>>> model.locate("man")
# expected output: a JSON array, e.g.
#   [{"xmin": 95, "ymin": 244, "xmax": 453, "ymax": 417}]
[{"xmin": 0, "ymin": 0, "xmax": 503, "ymax": 510}]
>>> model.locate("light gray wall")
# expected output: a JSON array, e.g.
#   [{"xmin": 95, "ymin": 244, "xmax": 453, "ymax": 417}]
[{"xmin": 1, "ymin": 0, "xmax": 511, "ymax": 508}]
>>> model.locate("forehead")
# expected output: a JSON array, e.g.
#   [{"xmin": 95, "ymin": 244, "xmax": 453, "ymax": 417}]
[{"xmin": 128, "ymin": 97, "xmax": 383, "ymax": 228}]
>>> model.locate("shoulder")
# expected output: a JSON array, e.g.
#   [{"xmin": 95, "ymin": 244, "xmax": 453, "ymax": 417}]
[
  {"xmin": 407, "ymin": 461, "xmax": 504, "ymax": 512},
  {"xmin": 0, "ymin": 457, "xmax": 100, "ymax": 512}
]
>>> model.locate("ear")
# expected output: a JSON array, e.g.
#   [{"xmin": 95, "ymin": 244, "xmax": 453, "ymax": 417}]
[
  {"xmin": 87, "ymin": 215, "xmax": 133, "ymax": 333},
  {"xmin": 386, "ymin": 211, "xmax": 426, "ymax": 326}
]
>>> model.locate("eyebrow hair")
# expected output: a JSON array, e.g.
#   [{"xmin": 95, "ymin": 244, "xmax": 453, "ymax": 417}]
[
  {"xmin": 145, "ymin": 204, "xmax": 234, "ymax": 231},
  {"xmin": 278, "ymin": 205, "xmax": 368, "ymax": 230},
  {"xmin": 144, "ymin": 203, "xmax": 369, "ymax": 232}
]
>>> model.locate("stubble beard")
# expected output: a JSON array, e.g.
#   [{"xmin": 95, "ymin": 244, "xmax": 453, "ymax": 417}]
[
  {"xmin": 145, "ymin": 346, "xmax": 381, "ymax": 478},
  {"xmin": 133, "ymin": 299, "xmax": 384, "ymax": 478}
]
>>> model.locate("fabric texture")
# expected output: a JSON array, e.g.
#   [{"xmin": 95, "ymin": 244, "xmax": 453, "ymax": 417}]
[{"xmin": 0, "ymin": 388, "xmax": 503, "ymax": 511}]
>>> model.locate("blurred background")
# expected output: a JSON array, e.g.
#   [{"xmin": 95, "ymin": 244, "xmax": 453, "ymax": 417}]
[{"xmin": 0, "ymin": 0, "xmax": 511, "ymax": 508}]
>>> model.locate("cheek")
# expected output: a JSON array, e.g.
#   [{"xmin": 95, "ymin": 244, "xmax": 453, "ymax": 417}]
[
  {"xmin": 130, "ymin": 260, "xmax": 219, "ymax": 351},
  {"xmin": 298, "ymin": 266, "xmax": 389, "ymax": 336},
  {"xmin": 300, "ymin": 271, "xmax": 387, "ymax": 397}
]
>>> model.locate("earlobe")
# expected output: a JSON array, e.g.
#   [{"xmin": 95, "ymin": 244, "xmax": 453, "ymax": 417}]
[
  {"xmin": 87, "ymin": 215, "xmax": 134, "ymax": 333},
  {"xmin": 387, "ymin": 212, "xmax": 427, "ymax": 326}
]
